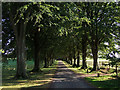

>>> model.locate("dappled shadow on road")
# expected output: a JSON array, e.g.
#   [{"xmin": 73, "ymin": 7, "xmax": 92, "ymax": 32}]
[
  {"xmin": 50, "ymin": 60, "xmax": 120, "ymax": 88},
  {"xmin": 50, "ymin": 60, "xmax": 95, "ymax": 88}
]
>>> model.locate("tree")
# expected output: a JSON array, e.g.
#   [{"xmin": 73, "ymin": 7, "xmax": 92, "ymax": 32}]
[
  {"xmin": 107, "ymin": 51, "xmax": 120, "ymax": 76},
  {"xmin": 3, "ymin": 2, "xmax": 51, "ymax": 78},
  {"xmin": 84, "ymin": 2, "xmax": 120, "ymax": 71},
  {"xmin": 7, "ymin": 2, "xmax": 31, "ymax": 78}
]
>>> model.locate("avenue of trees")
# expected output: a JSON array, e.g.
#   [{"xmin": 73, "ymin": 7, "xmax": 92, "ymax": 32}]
[{"xmin": 2, "ymin": 2, "xmax": 120, "ymax": 79}]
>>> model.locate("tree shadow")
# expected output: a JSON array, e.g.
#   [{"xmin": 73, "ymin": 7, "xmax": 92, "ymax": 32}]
[
  {"xmin": 86, "ymin": 77, "xmax": 120, "ymax": 88},
  {"xmin": 2, "ymin": 67, "xmax": 56, "ymax": 88}
]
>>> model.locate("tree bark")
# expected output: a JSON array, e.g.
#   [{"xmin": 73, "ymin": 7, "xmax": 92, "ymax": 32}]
[
  {"xmin": 50, "ymin": 53, "xmax": 54, "ymax": 66},
  {"xmin": 9, "ymin": 6, "xmax": 31, "ymax": 79},
  {"xmin": 90, "ymin": 42, "xmax": 99, "ymax": 72},
  {"xmin": 68, "ymin": 50, "xmax": 72, "ymax": 65},
  {"xmin": 44, "ymin": 53, "xmax": 48, "ymax": 68},
  {"xmin": 70, "ymin": 58, "xmax": 72, "ymax": 65},
  {"xmin": 90, "ymin": 3, "xmax": 100, "ymax": 72},
  {"xmin": 44, "ymin": 57, "xmax": 48, "ymax": 68},
  {"xmin": 81, "ymin": 35, "xmax": 87, "ymax": 69},
  {"xmin": 50, "ymin": 55, "xmax": 52, "ymax": 66},
  {"xmin": 15, "ymin": 20, "xmax": 28, "ymax": 79},
  {"xmin": 31, "ymin": 32, "xmax": 40, "ymax": 72},
  {"xmin": 73, "ymin": 48, "xmax": 76, "ymax": 67},
  {"xmin": 76, "ymin": 50, "xmax": 80, "ymax": 67}
]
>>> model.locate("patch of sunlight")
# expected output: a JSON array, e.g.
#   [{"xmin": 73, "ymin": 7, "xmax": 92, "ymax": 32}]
[
  {"xmin": 0, "ymin": 87, "xmax": 3, "ymax": 90},
  {"xmin": 31, "ymin": 79, "xmax": 51, "ymax": 83},
  {"xmin": 15, "ymin": 80, "xmax": 28, "ymax": 82},
  {"xmin": 2, "ymin": 80, "xmax": 51, "ymax": 88},
  {"xmin": 45, "ymin": 74, "xmax": 54, "ymax": 76},
  {"xmin": 2, "ymin": 60, "xmax": 58, "ymax": 89},
  {"xmin": 3, "ymin": 78, "xmax": 52, "ymax": 87},
  {"xmin": 5, "ymin": 76, "xmax": 14, "ymax": 79},
  {"xmin": 0, "ymin": 87, "xmax": 21, "ymax": 90},
  {"xmin": 91, "ymin": 75, "xmax": 114, "ymax": 81}
]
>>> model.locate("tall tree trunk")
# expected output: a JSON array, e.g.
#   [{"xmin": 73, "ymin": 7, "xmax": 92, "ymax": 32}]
[
  {"xmin": 50, "ymin": 54, "xmax": 54, "ymax": 66},
  {"xmin": 48, "ymin": 57, "xmax": 50, "ymax": 67},
  {"xmin": 9, "ymin": 8, "xmax": 30, "ymax": 78},
  {"xmin": 76, "ymin": 44, "xmax": 80, "ymax": 67},
  {"xmin": 44, "ymin": 57, "xmax": 47, "ymax": 68},
  {"xmin": 50, "ymin": 55, "xmax": 52, "ymax": 66},
  {"xmin": 81, "ymin": 36, "xmax": 87, "ymax": 69},
  {"xmin": 90, "ymin": 3, "xmax": 100, "ymax": 72},
  {"xmin": 69, "ymin": 50, "xmax": 72, "ymax": 65},
  {"xmin": 73, "ymin": 48, "xmax": 76, "ymax": 67},
  {"xmin": 31, "ymin": 31, "xmax": 41, "ymax": 72},
  {"xmin": 90, "ymin": 8, "xmax": 99, "ymax": 72},
  {"xmin": 15, "ymin": 20, "xmax": 28, "ymax": 79},
  {"xmin": 70, "ymin": 58, "xmax": 72, "ymax": 65},
  {"xmin": 44, "ymin": 53, "xmax": 48, "ymax": 68},
  {"xmin": 76, "ymin": 50, "xmax": 80, "ymax": 67},
  {"xmin": 91, "ymin": 42, "xmax": 99, "ymax": 71},
  {"xmin": 51, "ymin": 58, "xmax": 53, "ymax": 66}
]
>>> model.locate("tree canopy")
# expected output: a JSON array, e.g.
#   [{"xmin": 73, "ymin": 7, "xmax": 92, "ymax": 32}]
[{"xmin": 2, "ymin": 2, "xmax": 120, "ymax": 78}]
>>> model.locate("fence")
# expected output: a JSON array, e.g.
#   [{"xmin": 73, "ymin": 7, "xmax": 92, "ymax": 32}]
[{"xmin": 78, "ymin": 59, "xmax": 120, "ymax": 70}]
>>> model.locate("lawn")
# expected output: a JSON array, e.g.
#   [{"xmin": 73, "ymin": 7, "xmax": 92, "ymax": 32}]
[
  {"xmin": 85, "ymin": 75, "xmax": 120, "ymax": 88},
  {"xmin": 1, "ymin": 60, "xmax": 58, "ymax": 89}
]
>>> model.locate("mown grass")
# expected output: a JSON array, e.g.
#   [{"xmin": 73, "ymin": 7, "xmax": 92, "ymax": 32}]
[
  {"xmin": 1, "ymin": 60, "xmax": 58, "ymax": 89},
  {"xmin": 85, "ymin": 75, "xmax": 120, "ymax": 88}
]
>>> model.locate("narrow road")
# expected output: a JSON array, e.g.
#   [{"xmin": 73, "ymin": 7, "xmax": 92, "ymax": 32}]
[{"xmin": 49, "ymin": 60, "xmax": 95, "ymax": 88}]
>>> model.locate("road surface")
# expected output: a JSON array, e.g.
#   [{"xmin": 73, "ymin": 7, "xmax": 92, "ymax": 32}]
[{"xmin": 49, "ymin": 60, "xmax": 95, "ymax": 88}]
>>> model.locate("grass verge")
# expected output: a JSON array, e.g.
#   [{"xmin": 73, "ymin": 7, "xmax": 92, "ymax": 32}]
[
  {"xmin": 1, "ymin": 60, "xmax": 58, "ymax": 89},
  {"xmin": 85, "ymin": 75, "xmax": 120, "ymax": 88},
  {"xmin": 63, "ymin": 61, "xmax": 120, "ymax": 88}
]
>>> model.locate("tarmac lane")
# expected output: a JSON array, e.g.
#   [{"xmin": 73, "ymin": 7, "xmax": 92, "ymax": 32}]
[{"xmin": 49, "ymin": 60, "xmax": 95, "ymax": 89}]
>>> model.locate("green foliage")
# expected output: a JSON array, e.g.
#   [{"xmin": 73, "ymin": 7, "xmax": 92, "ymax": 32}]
[
  {"xmin": 2, "ymin": 2, "xmax": 120, "ymax": 77},
  {"xmin": 107, "ymin": 52, "xmax": 120, "ymax": 66}
]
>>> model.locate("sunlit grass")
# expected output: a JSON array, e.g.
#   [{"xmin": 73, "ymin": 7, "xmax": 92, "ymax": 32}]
[
  {"xmin": 85, "ymin": 75, "xmax": 120, "ymax": 88},
  {"xmin": 63, "ymin": 60, "xmax": 120, "ymax": 88},
  {"xmin": 2, "ymin": 60, "xmax": 58, "ymax": 88}
]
